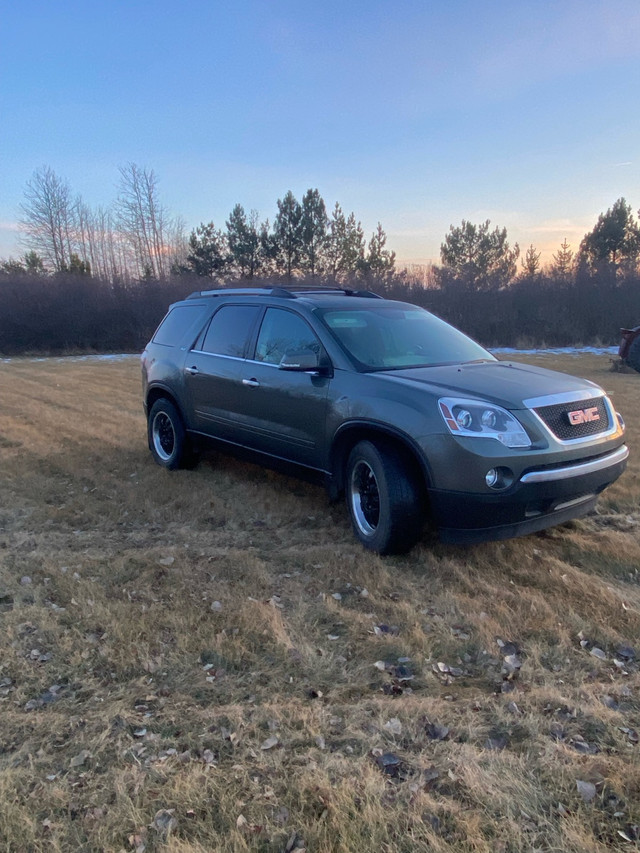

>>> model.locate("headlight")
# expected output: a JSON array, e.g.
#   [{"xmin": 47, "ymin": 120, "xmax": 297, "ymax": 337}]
[{"xmin": 438, "ymin": 397, "xmax": 531, "ymax": 448}]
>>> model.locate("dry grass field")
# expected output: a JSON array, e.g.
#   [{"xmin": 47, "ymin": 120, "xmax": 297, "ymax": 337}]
[{"xmin": 0, "ymin": 353, "xmax": 638, "ymax": 853}]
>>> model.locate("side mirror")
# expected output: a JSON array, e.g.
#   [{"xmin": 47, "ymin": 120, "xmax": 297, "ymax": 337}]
[{"xmin": 279, "ymin": 347, "xmax": 320, "ymax": 371}]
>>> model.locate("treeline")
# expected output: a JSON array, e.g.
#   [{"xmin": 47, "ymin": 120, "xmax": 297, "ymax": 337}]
[
  {"xmin": 2, "ymin": 165, "xmax": 640, "ymax": 354},
  {"xmin": 2, "ymin": 265, "xmax": 639, "ymax": 356},
  {"xmin": 12, "ymin": 165, "xmax": 394, "ymax": 283}
]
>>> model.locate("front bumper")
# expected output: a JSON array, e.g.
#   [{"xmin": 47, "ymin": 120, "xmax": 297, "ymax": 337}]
[{"xmin": 430, "ymin": 444, "xmax": 629, "ymax": 544}]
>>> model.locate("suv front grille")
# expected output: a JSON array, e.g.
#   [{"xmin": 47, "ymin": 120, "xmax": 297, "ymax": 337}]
[{"xmin": 533, "ymin": 397, "xmax": 610, "ymax": 441}]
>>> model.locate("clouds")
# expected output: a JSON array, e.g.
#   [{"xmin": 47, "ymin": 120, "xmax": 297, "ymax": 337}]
[{"xmin": 1, "ymin": 1, "xmax": 639, "ymax": 265}]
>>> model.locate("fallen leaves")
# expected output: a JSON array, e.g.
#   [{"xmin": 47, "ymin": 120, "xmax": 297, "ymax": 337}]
[
  {"xmin": 371, "ymin": 624, "xmax": 400, "ymax": 637},
  {"xmin": 425, "ymin": 721, "xmax": 450, "ymax": 741},
  {"xmin": 372, "ymin": 750, "xmax": 404, "ymax": 777},
  {"xmin": 373, "ymin": 658, "xmax": 415, "ymax": 694},
  {"xmin": 69, "ymin": 749, "xmax": 90, "ymax": 768},
  {"xmin": 24, "ymin": 684, "xmax": 64, "ymax": 711},
  {"xmin": 576, "ymin": 780, "xmax": 597, "ymax": 803},
  {"xmin": 618, "ymin": 825, "xmax": 640, "ymax": 843},
  {"xmin": 150, "ymin": 809, "xmax": 177, "ymax": 840},
  {"xmin": 383, "ymin": 717, "xmax": 402, "ymax": 736}
]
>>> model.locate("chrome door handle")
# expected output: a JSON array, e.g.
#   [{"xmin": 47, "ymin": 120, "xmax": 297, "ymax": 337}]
[
  {"xmin": 185, "ymin": 366, "xmax": 200, "ymax": 375},
  {"xmin": 242, "ymin": 378, "xmax": 260, "ymax": 387}
]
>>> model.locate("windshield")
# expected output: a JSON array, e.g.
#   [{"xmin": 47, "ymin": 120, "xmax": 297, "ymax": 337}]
[{"xmin": 317, "ymin": 305, "xmax": 495, "ymax": 370}]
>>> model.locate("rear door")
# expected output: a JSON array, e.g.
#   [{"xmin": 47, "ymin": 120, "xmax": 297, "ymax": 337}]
[{"xmin": 184, "ymin": 303, "xmax": 261, "ymax": 442}]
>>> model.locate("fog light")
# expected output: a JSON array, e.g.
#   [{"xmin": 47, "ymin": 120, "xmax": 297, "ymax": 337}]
[
  {"xmin": 485, "ymin": 466, "xmax": 514, "ymax": 490},
  {"xmin": 485, "ymin": 468, "xmax": 499, "ymax": 487}
]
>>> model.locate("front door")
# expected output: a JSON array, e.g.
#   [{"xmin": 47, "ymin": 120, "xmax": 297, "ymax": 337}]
[{"xmin": 234, "ymin": 307, "xmax": 331, "ymax": 469}]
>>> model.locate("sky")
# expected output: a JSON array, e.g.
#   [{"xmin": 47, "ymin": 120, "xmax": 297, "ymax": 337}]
[{"xmin": 1, "ymin": 0, "xmax": 640, "ymax": 267}]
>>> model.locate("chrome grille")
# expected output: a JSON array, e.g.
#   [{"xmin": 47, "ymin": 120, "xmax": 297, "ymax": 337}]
[{"xmin": 533, "ymin": 397, "xmax": 610, "ymax": 441}]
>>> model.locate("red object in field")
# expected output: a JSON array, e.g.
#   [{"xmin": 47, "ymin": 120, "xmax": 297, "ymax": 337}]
[{"xmin": 619, "ymin": 325, "xmax": 640, "ymax": 372}]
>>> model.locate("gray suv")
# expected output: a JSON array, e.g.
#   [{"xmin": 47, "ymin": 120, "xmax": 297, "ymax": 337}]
[{"xmin": 141, "ymin": 287, "xmax": 628, "ymax": 554}]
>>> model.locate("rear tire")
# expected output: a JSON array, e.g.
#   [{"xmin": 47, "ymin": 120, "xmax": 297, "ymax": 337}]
[
  {"xmin": 148, "ymin": 399, "xmax": 195, "ymax": 470},
  {"xmin": 627, "ymin": 335, "xmax": 640, "ymax": 373},
  {"xmin": 346, "ymin": 440, "xmax": 424, "ymax": 555}
]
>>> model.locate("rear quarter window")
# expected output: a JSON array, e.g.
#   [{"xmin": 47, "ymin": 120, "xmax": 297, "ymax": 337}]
[{"xmin": 152, "ymin": 305, "xmax": 206, "ymax": 346}]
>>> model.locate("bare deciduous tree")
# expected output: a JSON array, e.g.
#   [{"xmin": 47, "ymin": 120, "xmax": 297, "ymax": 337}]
[
  {"xmin": 20, "ymin": 166, "xmax": 76, "ymax": 272},
  {"xmin": 115, "ymin": 163, "xmax": 170, "ymax": 279}
]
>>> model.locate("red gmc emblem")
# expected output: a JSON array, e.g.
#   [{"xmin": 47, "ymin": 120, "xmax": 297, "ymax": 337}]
[{"xmin": 567, "ymin": 406, "xmax": 600, "ymax": 425}]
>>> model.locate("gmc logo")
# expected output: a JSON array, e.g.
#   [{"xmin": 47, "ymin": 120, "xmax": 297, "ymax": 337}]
[{"xmin": 567, "ymin": 406, "xmax": 600, "ymax": 425}]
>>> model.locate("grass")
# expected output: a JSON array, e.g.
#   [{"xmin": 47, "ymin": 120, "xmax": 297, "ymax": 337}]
[{"xmin": 0, "ymin": 352, "xmax": 638, "ymax": 852}]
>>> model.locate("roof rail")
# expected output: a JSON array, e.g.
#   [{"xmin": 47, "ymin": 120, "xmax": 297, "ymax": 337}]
[
  {"xmin": 185, "ymin": 286, "xmax": 383, "ymax": 300},
  {"xmin": 185, "ymin": 288, "xmax": 266, "ymax": 299},
  {"xmin": 186, "ymin": 287, "xmax": 294, "ymax": 300},
  {"xmin": 291, "ymin": 287, "xmax": 383, "ymax": 299},
  {"xmin": 268, "ymin": 287, "xmax": 296, "ymax": 299}
]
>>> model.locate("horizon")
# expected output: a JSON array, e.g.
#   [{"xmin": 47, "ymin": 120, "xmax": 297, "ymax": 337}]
[{"xmin": 2, "ymin": 1, "xmax": 639, "ymax": 267}]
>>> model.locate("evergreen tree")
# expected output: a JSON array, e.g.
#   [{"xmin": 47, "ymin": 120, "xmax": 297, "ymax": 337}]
[
  {"xmin": 550, "ymin": 238, "xmax": 574, "ymax": 281},
  {"xmin": 578, "ymin": 198, "xmax": 640, "ymax": 279},
  {"xmin": 520, "ymin": 243, "xmax": 541, "ymax": 278},
  {"xmin": 258, "ymin": 218, "xmax": 279, "ymax": 276},
  {"xmin": 186, "ymin": 222, "xmax": 229, "ymax": 278},
  {"xmin": 0, "ymin": 258, "xmax": 27, "ymax": 276},
  {"xmin": 24, "ymin": 251, "xmax": 45, "ymax": 275},
  {"xmin": 226, "ymin": 204, "xmax": 261, "ymax": 279},
  {"xmin": 343, "ymin": 213, "xmax": 366, "ymax": 277},
  {"xmin": 362, "ymin": 223, "xmax": 396, "ymax": 282},
  {"xmin": 299, "ymin": 189, "xmax": 328, "ymax": 278},
  {"xmin": 438, "ymin": 219, "xmax": 519, "ymax": 291},
  {"xmin": 325, "ymin": 203, "xmax": 347, "ymax": 279},
  {"xmin": 325, "ymin": 204, "xmax": 366, "ymax": 280},
  {"xmin": 67, "ymin": 253, "xmax": 91, "ymax": 276},
  {"xmin": 273, "ymin": 191, "xmax": 303, "ymax": 281}
]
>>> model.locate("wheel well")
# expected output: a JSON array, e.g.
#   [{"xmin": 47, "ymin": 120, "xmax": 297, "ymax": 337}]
[
  {"xmin": 329, "ymin": 426, "xmax": 431, "ymax": 503},
  {"xmin": 146, "ymin": 387, "xmax": 181, "ymax": 416}
]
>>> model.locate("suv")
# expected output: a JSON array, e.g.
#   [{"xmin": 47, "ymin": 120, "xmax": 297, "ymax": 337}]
[{"xmin": 141, "ymin": 288, "xmax": 628, "ymax": 554}]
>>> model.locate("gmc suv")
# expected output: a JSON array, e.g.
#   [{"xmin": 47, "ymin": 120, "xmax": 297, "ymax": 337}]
[{"xmin": 141, "ymin": 287, "xmax": 628, "ymax": 554}]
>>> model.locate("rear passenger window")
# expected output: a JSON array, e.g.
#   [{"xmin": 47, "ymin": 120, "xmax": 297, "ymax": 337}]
[
  {"xmin": 200, "ymin": 305, "xmax": 261, "ymax": 358},
  {"xmin": 153, "ymin": 305, "xmax": 204, "ymax": 346}
]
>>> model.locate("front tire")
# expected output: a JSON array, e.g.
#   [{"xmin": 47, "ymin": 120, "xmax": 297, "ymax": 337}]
[
  {"xmin": 148, "ymin": 399, "xmax": 194, "ymax": 470},
  {"xmin": 346, "ymin": 440, "xmax": 423, "ymax": 555}
]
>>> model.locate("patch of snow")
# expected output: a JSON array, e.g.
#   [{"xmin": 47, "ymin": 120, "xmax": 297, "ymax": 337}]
[
  {"xmin": 1, "ymin": 353, "xmax": 139, "ymax": 364},
  {"xmin": 0, "ymin": 347, "xmax": 620, "ymax": 364},
  {"xmin": 491, "ymin": 346, "xmax": 618, "ymax": 356}
]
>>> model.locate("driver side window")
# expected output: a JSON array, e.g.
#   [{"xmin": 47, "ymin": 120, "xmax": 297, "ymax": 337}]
[{"xmin": 254, "ymin": 308, "xmax": 321, "ymax": 364}]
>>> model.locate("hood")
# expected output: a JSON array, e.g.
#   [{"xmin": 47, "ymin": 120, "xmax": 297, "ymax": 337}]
[{"xmin": 377, "ymin": 361, "xmax": 601, "ymax": 409}]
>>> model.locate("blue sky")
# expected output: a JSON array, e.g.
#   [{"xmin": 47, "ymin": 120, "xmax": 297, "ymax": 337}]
[{"xmin": 2, "ymin": 0, "xmax": 640, "ymax": 265}]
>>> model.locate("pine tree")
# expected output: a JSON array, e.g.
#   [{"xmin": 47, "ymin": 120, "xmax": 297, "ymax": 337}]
[
  {"xmin": 520, "ymin": 243, "xmax": 541, "ymax": 278},
  {"xmin": 226, "ymin": 204, "xmax": 261, "ymax": 279},
  {"xmin": 186, "ymin": 222, "xmax": 229, "ymax": 278},
  {"xmin": 299, "ymin": 189, "xmax": 328, "ymax": 278},
  {"xmin": 325, "ymin": 203, "xmax": 347, "ymax": 279},
  {"xmin": 273, "ymin": 191, "xmax": 303, "ymax": 281},
  {"xmin": 438, "ymin": 220, "xmax": 519, "ymax": 291},
  {"xmin": 344, "ymin": 213, "xmax": 366, "ymax": 277},
  {"xmin": 550, "ymin": 238, "xmax": 574, "ymax": 281},
  {"xmin": 362, "ymin": 223, "xmax": 396, "ymax": 283},
  {"xmin": 578, "ymin": 198, "xmax": 640, "ymax": 279}
]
